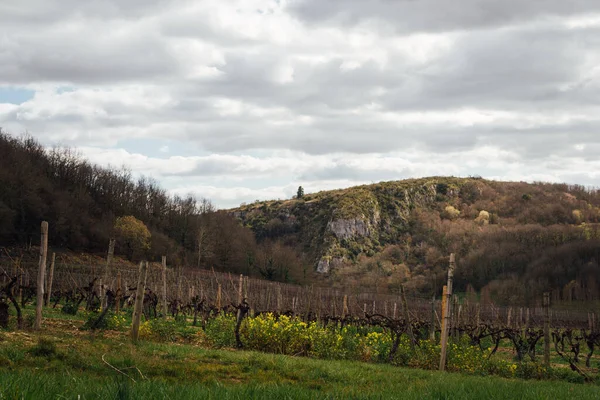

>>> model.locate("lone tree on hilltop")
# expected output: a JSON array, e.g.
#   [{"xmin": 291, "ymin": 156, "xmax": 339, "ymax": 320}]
[{"xmin": 296, "ymin": 186, "xmax": 304, "ymax": 199}]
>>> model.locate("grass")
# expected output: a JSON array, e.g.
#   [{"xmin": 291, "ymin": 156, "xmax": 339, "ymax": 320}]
[{"xmin": 1, "ymin": 321, "xmax": 599, "ymax": 400}]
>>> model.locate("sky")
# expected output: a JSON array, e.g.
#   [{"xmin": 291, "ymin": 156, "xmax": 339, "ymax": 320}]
[{"xmin": 1, "ymin": 0, "xmax": 600, "ymax": 209}]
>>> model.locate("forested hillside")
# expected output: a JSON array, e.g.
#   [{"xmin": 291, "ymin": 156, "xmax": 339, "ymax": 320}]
[
  {"xmin": 231, "ymin": 178, "xmax": 600, "ymax": 305},
  {"xmin": 4, "ymin": 130, "xmax": 600, "ymax": 305},
  {"xmin": 0, "ymin": 131, "xmax": 305, "ymax": 279}
]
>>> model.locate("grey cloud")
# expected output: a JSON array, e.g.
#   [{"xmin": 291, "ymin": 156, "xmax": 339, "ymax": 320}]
[
  {"xmin": 0, "ymin": 0, "xmax": 167, "ymax": 25},
  {"xmin": 0, "ymin": 32, "xmax": 178, "ymax": 85},
  {"xmin": 1, "ymin": 0, "xmax": 599, "ymax": 187},
  {"xmin": 299, "ymin": 164, "xmax": 410, "ymax": 182},
  {"xmin": 287, "ymin": 0, "xmax": 600, "ymax": 33}
]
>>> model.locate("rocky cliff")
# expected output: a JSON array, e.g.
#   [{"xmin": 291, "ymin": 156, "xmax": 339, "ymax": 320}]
[{"xmin": 229, "ymin": 177, "xmax": 465, "ymax": 273}]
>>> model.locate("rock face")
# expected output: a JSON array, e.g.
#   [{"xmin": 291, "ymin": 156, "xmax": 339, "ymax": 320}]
[
  {"xmin": 328, "ymin": 218, "xmax": 371, "ymax": 240},
  {"xmin": 316, "ymin": 257, "xmax": 343, "ymax": 274},
  {"xmin": 316, "ymin": 258, "xmax": 331, "ymax": 273},
  {"xmin": 229, "ymin": 177, "xmax": 464, "ymax": 274}
]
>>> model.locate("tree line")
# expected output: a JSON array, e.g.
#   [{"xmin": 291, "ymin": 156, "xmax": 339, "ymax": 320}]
[{"xmin": 0, "ymin": 131, "xmax": 306, "ymax": 282}]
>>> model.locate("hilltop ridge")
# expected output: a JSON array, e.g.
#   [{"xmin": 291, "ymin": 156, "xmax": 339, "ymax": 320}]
[{"xmin": 230, "ymin": 176, "xmax": 600, "ymax": 304}]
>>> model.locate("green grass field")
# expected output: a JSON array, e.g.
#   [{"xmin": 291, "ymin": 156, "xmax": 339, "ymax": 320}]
[{"xmin": 1, "ymin": 316, "xmax": 598, "ymax": 400}]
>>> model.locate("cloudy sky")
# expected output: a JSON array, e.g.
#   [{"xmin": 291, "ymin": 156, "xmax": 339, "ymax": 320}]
[{"xmin": 1, "ymin": 0, "xmax": 600, "ymax": 208}]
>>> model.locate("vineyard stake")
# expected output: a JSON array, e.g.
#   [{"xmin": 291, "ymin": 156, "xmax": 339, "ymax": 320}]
[
  {"xmin": 105, "ymin": 239, "xmax": 115, "ymax": 278},
  {"xmin": 116, "ymin": 271, "xmax": 121, "ymax": 315},
  {"xmin": 45, "ymin": 252, "xmax": 55, "ymax": 306},
  {"xmin": 131, "ymin": 261, "xmax": 148, "ymax": 342},
  {"xmin": 439, "ymin": 253, "xmax": 455, "ymax": 371},
  {"xmin": 161, "ymin": 256, "xmax": 168, "ymax": 319},
  {"xmin": 216, "ymin": 283, "xmax": 222, "ymax": 310},
  {"xmin": 237, "ymin": 274, "xmax": 243, "ymax": 305},
  {"xmin": 35, "ymin": 221, "xmax": 48, "ymax": 330},
  {"xmin": 440, "ymin": 286, "xmax": 447, "ymax": 339},
  {"xmin": 429, "ymin": 295, "xmax": 436, "ymax": 340},
  {"xmin": 400, "ymin": 284, "xmax": 415, "ymax": 349},
  {"xmin": 276, "ymin": 284, "xmax": 282, "ymax": 312},
  {"xmin": 543, "ymin": 292, "xmax": 550, "ymax": 366}
]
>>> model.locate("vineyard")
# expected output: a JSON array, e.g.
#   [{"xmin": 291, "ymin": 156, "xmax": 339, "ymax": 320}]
[{"xmin": 2, "ymin": 246, "xmax": 600, "ymax": 384}]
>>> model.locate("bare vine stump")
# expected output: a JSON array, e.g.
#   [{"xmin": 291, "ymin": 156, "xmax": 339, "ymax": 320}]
[{"xmin": 0, "ymin": 302, "xmax": 9, "ymax": 328}]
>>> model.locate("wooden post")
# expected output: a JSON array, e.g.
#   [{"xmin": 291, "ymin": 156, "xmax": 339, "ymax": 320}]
[
  {"xmin": 430, "ymin": 295, "xmax": 436, "ymax": 340},
  {"xmin": 161, "ymin": 256, "xmax": 168, "ymax": 319},
  {"xmin": 131, "ymin": 261, "xmax": 148, "ymax": 342},
  {"xmin": 400, "ymin": 284, "xmax": 415, "ymax": 349},
  {"xmin": 276, "ymin": 285, "xmax": 282, "ymax": 312},
  {"xmin": 237, "ymin": 274, "xmax": 243, "ymax": 304},
  {"xmin": 543, "ymin": 292, "xmax": 550, "ymax": 366},
  {"xmin": 439, "ymin": 253, "xmax": 455, "ymax": 371},
  {"xmin": 105, "ymin": 239, "xmax": 115, "ymax": 276},
  {"xmin": 35, "ymin": 221, "xmax": 48, "ymax": 330},
  {"xmin": 306, "ymin": 285, "xmax": 313, "ymax": 316},
  {"xmin": 45, "ymin": 252, "xmax": 56, "ymax": 306},
  {"xmin": 177, "ymin": 267, "xmax": 182, "ymax": 301},
  {"xmin": 451, "ymin": 295, "xmax": 459, "ymax": 341},
  {"xmin": 115, "ymin": 271, "xmax": 122, "ymax": 314},
  {"xmin": 342, "ymin": 295, "xmax": 348, "ymax": 316},
  {"xmin": 216, "ymin": 283, "xmax": 222, "ymax": 309},
  {"xmin": 440, "ymin": 286, "xmax": 448, "ymax": 339}
]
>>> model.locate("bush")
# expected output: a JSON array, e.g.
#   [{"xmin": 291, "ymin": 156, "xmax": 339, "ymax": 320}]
[
  {"xmin": 239, "ymin": 313, "xmax": 393, "ymax": 362},
  {"xmin": 204, "ymin": 314, "xmax": 236, "ymax": 348},
  {"xmin": 442, "ymin": 205, "xmax": 460, "ymax": 220},
  {"xmin": 138, "ymin": 319, "xmax": 178, "ymax": 342}
]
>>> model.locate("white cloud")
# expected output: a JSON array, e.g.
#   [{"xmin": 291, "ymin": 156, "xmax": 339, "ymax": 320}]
[{"xmin": 1, "ymin": 0, "xmax": 600, "ymax": 208}]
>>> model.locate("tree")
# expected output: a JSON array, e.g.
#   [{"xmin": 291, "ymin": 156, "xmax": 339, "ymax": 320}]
[
  {"xmin": 296, "ymin": 186, "xmax": 304, "ymax": 199},
  {"xmin": 114, "ymin": 216, "xmax": 151, "ymax": 260},
  {"xmin": 196, "ymin": 198, "xmax": 216, "ymax": 268}
]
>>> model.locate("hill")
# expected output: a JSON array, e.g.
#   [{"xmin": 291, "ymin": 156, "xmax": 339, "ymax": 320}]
[
  {"xmin": 230, "ymin": 177, "xmax": 600, "ymax": 305},
  {"xmin": 3, "ymin": 130, "xmax": 600, "ymax": 305},
  {"xmin": 0, "ymin": 131, "xmax": 302, "ymax": 278}
]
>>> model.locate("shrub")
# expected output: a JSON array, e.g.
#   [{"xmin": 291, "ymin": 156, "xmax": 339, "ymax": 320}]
[
  {"xmin": 204, "ymin": 314, "xmax": 237, "ymax": 348},
  {"xmin": 442, "ymin": 205, "xmax": 460, "ymax": 220},
  {"xmin": 135, "ymin": 318, "xmax": 178, "ymax": 342},
  {"xmin": 108, "ymin": 314, "xmax": 128, "ymax": 331}
]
